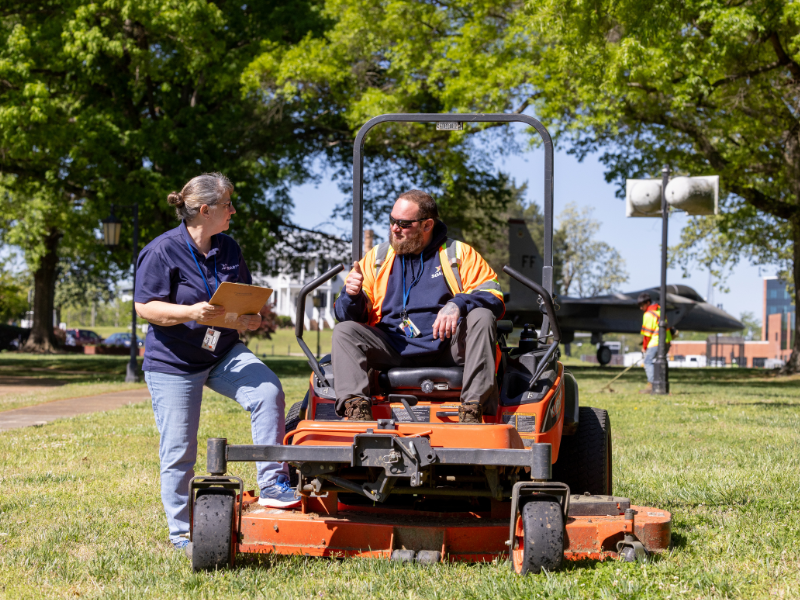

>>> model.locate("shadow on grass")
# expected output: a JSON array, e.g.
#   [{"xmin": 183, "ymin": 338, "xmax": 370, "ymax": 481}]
[
  {"xmin": 0, "ymin": 353, "xmax": 141, "ymax": 376},
  {"xmin": 669, "ymin": 531, "xmax": 689, "ymax": 550}
]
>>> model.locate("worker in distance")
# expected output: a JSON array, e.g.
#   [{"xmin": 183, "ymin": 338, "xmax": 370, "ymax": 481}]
[
  {"xmin": 638, "ymin": 291, "xmax": 672, "ymax": 394},
  {"xmin": 333, "ymin": 189, "xmax": 504, "ymax": 423}
]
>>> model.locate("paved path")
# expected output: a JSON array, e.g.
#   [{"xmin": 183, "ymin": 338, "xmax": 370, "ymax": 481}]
[{"xmin": 0, "ymin": 388, "xmax": 151, "ymax": 432}]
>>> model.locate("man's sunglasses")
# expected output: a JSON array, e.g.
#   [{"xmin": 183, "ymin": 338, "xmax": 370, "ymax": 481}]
[{"xmin": 389, "ymin": 216, "xmax": 428, "ymax": 229}]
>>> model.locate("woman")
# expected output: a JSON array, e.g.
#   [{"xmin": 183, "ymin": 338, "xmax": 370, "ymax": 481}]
[{"xmin": 134, "ymin": 173, "xmax": 298, "ymax": 552}]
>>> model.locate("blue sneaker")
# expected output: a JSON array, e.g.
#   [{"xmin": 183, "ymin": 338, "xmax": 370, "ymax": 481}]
[
  {"xmin": 258, "ymin": 480, "xmax": 301, "ymax": 508},
  {"xmin": 172, "ymin": 539, "xmax": 192, "ymax": 559}
]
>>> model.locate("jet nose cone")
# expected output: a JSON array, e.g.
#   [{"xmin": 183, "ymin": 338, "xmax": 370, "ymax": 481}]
[{"xmin": 679, "ymin": 303, "xmax": 743, "ymax": 333}]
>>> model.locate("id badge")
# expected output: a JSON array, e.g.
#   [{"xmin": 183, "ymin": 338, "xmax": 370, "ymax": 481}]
[
  {"xmin": 401, "ymin": 317, "xmax": 421, "ymax": 338},
  {"xmin": 201, "ymin": 328, "xmax": 221, "ymax": 351}
]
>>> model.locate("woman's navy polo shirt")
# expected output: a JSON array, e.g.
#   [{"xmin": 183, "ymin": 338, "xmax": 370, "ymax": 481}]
[{"xmin": 134, "ymin": 222, "xmax": 253, "ymax": 374}]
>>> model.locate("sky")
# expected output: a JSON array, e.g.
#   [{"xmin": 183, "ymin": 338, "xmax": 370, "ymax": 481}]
[{"xmin": 289, "ymin": 132, "xmax": 771, "ymax": 323}]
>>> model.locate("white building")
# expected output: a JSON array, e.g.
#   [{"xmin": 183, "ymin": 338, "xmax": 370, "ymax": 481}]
[
  {"xmin": 254, "ymin": 257, "xmax": 346, "ymax": 330},
  {"xmin": 252, "ymin": 230, "xmax": 351, "ymax": 330}
]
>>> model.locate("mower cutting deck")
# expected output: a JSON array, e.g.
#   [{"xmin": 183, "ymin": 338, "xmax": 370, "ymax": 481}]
[{"xmin": 188, "ymin": 113, "xmax": 672, "ymax": 574}]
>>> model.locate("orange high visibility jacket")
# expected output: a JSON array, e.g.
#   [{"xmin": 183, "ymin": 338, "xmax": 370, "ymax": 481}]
[{"xmin": 351, "ymin": 238, "xmax": 504, "ymax": 326}]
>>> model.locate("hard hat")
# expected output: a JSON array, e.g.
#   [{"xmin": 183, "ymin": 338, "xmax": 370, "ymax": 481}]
[{"xmin": 637, "ymin": 292, "xmax": 652, "ymax": 304}]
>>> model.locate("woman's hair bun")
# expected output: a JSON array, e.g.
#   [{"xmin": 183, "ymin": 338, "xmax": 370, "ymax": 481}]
[{"xmin": 167, "ymin": 191, "xmax": 185, "ymax": 207}]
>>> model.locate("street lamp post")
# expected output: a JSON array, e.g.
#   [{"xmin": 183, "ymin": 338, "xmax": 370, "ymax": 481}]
[
  {"xmin": 653, "ymin": 166, "xmax": 671, "ymax": 395},
  {"xmin": 626, "ymin": 169, "xmax": 719, "ymax": 396},
  {"xmin": 102, "ymin": 203, "xmax": 141, "ymax": 383}
]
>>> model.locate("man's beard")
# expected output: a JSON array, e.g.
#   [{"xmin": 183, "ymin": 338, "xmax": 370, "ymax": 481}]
[{"xmin": 390, "ymin": 226, "xmax": 426, "ymax": 255}]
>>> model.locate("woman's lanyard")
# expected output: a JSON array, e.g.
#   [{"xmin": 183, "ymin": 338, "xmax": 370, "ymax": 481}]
[
  {"xmin": 186, "ymin": 239, "xmax": 219, "ymax": 301},
  {"xmin": 401, "ymin": 254, "xmax": 424, "ymax": 319}
]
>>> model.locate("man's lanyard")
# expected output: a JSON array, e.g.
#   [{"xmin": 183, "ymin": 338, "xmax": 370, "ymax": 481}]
[
  {"xmin": 401, "ymin": 254, "xmax": 424, "ymax": 317},
  {"xmin": 186, "ymin": 239, "xmax": 219, "ymax": 301}
]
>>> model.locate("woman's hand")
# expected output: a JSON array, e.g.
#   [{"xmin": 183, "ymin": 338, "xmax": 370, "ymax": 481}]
[
  {"xmin": 190, "ymin": 302, "xmax": 226, "ymax": 322},
  {"xmin": 237, "ymin": 314, "xmax": 262, "ymax": 331}
]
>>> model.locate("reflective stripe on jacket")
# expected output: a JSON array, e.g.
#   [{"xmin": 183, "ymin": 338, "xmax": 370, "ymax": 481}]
[
  {"xmin": 640, "ymin": 304, "xmax": 672, "ymax": 349},
  {"xmin": 352, "ymin": 237, "xmax": 504, "ymax": 326}
]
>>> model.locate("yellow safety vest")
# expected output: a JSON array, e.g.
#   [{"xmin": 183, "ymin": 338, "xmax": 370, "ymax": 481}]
[{"xmin": 641, "ymin": 305, "xmax": 672, "ymax": 349}]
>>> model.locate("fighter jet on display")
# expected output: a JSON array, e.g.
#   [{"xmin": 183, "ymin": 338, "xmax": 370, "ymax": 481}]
[{"xmin": 504, "ymin": 219, "xmax": 744, "ymax": 364}]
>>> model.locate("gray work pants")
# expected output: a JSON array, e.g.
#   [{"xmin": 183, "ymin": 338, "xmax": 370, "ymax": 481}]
[{"xmin": 331, "ymin": 308, "xmax": 499, "ymax": 415}]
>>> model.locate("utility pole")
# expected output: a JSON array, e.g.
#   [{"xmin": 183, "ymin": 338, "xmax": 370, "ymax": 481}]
[{"xmin": 652, "ymin": 166, "xmax": 671, "ymax": 395}]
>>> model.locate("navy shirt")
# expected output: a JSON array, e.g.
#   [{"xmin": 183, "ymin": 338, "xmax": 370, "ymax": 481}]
[
  {"xmin": 134, "ymin": 222, "xmax": 252, "ymax": 374},
  {"xmin": 334, "ymin": 222, "xmax": 504, "ymax": 357}
]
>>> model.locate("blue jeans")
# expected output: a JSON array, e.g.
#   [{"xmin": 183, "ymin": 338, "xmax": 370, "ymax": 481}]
[
  {"xmin": 643, "ymin": 345, "xmax": 658, "ymax": 383},
  {"xmin": 145, "ymin": 342, "xmax": 287, "ymax": 544}
]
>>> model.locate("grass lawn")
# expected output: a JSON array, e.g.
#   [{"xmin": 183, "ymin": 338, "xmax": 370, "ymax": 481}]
[{"xmin": 1, "ymin": 363, "xmax": 798, "ymax": 599}]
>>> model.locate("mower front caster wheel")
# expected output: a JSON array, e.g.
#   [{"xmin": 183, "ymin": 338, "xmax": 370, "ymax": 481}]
[
  {"xmin": 512, "ymin": 500, "xmax": 564, "ymax": 575},
  {"xmin": 191, "ymin": 489, "xmax": 236, "ymax": 571}
]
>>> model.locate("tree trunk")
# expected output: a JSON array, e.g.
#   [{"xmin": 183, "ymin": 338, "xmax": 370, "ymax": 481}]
[
  {"xmin": 22, "ymin": 229, "xmax": 62, "ymax": 353},
  {"xmin": 780, "ymin": 218, "xmax": 800, "ymax": 374}
]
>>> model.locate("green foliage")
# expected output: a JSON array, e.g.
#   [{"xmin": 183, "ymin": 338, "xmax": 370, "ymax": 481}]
[
  {"xmin": 521, "ymin": 0, "xmax": 800, "ymax": 297},
  {"xmin": 244, "ymin": 0, "xmax": 528, "ymax": 233},
  {"xmin": 0, "ymin": 0, "xmax": 332, "ymax": 296},
  {"xmin": 739, "ymin": 311, "xmax": 762, "ymax": 341}
]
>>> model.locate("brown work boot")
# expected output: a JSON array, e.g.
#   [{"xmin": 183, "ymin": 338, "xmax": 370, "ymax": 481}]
[
  {"xmin": 638, "ymin": 382, "xmax": 653, "ymax": 394},
  {"xmin": 458, "ymin": 403, "xmax": 482, "ymax": 424},
  {"xmin": 343, "ymin": 397, "xmax": 373, "ymax": 421}
]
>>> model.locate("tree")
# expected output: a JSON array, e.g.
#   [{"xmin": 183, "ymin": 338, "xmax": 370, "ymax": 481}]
[
  {"xmin": 739, "ymin": 311, "xmax": 762, "ymax": 341},
  {"xmin": 242, "ymin": 0, "xmax": 526, "ymax": 236},
  {"xmin": 520, "ymin": 0, "xmax": 800, "ymax": 372},
  {"xmin": 267, "ymin": 0, "xmax": 800, "ymax": 372},
  {"xmin": 0, "ymin": 1, "xmax": 330, "ymax": 352},
  {"xmin": 557, "ymin": 204, "xmax": 628, "ymax": 297}
]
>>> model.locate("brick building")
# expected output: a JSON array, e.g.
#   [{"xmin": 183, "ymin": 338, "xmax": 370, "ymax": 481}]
[{"xmin": 667, "ymin": 277, "xmax": 794, "ymax": 367}]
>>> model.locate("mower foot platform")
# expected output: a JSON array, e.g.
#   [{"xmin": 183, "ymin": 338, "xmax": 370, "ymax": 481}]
[{"xmin": 235, "ymin": 491, "xmax": 671, "ymax": 563}]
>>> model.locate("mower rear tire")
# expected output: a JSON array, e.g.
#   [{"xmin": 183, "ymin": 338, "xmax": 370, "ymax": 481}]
[
  {"xmin": 191, "ymin": 489, "xmax": 236, "ymax": 571},
  {"xmin": 552, "ymin": 406, "xmax": 612, "ymax": 496},
  {"xmin": 512, "ymin": 499, "xmax": 564, "ymax": 574},
  {"xmin": 285, "ymin": 393, "xmax": 308, "ymax": 436}
]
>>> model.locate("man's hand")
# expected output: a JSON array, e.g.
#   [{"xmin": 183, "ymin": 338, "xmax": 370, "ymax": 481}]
[
  {"xmin": 432, "ymin": 302, "xmax": 460, "ymax": 340},
  {"xmin": 237, "ymin": 314, "xmax": 262, "ymax": 331},
  {"xmin": 345, "ymin": 261, "xmax": 364, "ymax": 296},
  {"xmin": 190, "ymin": 302, "xmax": 226, "ymax": 322}
]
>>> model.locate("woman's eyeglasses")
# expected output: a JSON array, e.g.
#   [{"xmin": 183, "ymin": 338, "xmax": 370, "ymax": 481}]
[{"xmin": 389, "ymin": 216, "xmax": 426, "ymax": 229}]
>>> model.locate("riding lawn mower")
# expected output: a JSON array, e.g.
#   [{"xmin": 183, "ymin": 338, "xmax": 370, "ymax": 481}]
[{"xmin": 188, "ymin": 114, "xmax": 672, "ymax": 574}]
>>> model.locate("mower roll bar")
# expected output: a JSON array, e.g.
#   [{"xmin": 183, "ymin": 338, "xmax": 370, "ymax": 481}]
[
  {"xmin": 503, "ymin": 266, "xmax": 562, "ymax": 389},
  {"xmin": 352, "ymin": 114, "xmax": 556, "ymax": 296},
  {"xmin": 295, "ymin": 263, "xmax": 344, "ymax": 388}
]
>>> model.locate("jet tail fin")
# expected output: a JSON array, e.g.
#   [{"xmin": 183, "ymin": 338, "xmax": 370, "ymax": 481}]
[{"xmin": 507, "ymin": 219, "xmax": 543, "ymax": 310}]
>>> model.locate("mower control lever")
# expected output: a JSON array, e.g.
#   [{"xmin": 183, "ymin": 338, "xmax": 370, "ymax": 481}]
[
  {"xmin": 387, "ymin": 394, "xmax": 421, "ymax": 422},
  {"xmin": 501, "ymin": 266, "xmax": 561, "ymax": 343},
  {"xmin": 295, "ymin": 263, "xmax": 345, "ymax": 388},
  {"xmin": 502, "ymin": 266, "xmax": 562, "ymax": 391}
]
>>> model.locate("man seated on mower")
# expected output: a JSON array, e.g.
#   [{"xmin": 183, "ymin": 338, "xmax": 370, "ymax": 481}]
[{"xmin": 333, "ymin": 189, "xmax": 504, "ymax": 423}]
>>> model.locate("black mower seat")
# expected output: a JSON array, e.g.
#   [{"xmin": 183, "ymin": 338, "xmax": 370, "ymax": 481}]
[{"xmin": 378, "ymin": 367, "xmax": 463, "ymax": 391}]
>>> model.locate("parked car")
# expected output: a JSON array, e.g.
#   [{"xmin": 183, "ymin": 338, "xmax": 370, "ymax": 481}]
[
  {"xmin": 66, "ymin": 329, "xmax": 104, "ymax": 345},
  {"xmin": 103, "ymin": 332, "xmax": 143, "ymax": 348}
]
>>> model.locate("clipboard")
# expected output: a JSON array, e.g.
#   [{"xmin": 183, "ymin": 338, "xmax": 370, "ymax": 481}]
[{"xmin": 197, "ymin": 282, "xmax": 273, "ymax": 329}]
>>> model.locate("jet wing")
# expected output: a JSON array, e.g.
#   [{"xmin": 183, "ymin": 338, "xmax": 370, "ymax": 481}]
[{"xmin": 504, "ymin": 218, "xmax": 744, "ymax": 336}]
